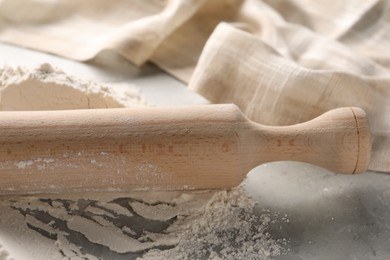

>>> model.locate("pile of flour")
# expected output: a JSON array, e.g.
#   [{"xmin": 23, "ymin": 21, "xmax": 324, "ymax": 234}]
[
  {"xmin": 0, "ymin": 63, "xmax": 147, "ymax": 110},
  {"xmin": 0, "ymin": 64, "xmax": 287, "ymax": 259}
]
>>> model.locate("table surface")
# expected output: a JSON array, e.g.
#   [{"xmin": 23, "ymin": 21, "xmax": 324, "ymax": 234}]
[{"xmin": 0, "ymin": 42, "xmax": 389, "ymax": 260}]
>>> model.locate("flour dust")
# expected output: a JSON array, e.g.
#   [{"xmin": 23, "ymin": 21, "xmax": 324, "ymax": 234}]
[
  {"xmin": 0, "ymin": 63, "xmax": 147, "ymax": 110},
  {"xmin": 0, "ymin": 64, "xmax": 287, "ymax": 259},
  {"xmin": 1, "ymin": 187, "xmax": 287, "ymax": 259}
]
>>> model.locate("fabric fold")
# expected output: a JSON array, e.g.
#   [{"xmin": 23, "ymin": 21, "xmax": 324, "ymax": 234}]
[{"xmin": 189, "ymin": 23, "xmax": 390, "ymax": 172}]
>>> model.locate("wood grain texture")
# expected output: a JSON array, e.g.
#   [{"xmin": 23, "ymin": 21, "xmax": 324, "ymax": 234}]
[{"xmin": 0, "ymin": 104, "xmax": 371, "ymax": 194}]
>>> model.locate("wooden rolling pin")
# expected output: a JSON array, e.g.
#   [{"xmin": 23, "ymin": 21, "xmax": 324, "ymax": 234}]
[{"xmin": 0, "ymin": 104, "xmax": 371, "ymax": 194}]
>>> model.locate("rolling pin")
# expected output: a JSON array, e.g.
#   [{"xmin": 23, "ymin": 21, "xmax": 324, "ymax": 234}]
[{"xmin": 0, "ymin": 104, "xmax": 371, "ymax": 195}]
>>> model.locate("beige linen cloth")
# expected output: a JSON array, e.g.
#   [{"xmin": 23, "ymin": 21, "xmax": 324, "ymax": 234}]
[{"xmin": 0, "ymin": 0, "xmax": 389, "ymax": 172}]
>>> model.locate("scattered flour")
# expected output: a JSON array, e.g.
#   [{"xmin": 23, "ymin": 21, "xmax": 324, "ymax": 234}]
[
  {"xmin": 14, "ymin": 158, "xmax": 56, "ymax": 171},
  {"xmin": 0, "ymin": 63, "xmax": 287, "ymax": 259},
  {"xmin": 0, "ymin": 187, "xmax": 286, "ymax": 259},
  {"xmin": 139, "ymin": 188, "xmax": 285, "ymax": 260},
  {"xmin": 14, "ymin": 160, "xmax": 34, "ymax": 169}
]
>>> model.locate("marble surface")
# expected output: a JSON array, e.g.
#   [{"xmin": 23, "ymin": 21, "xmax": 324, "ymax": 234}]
[
  {"xmin": 247, "ymin": 162, "xmax": 390, "ymax": 260},
  {"xmin": 0, "ymin": 43, "xmax": 389, "ymax": 260}
]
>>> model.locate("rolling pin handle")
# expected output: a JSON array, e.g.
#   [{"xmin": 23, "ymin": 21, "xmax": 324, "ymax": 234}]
[{"xmin": 249, "ymin": 107, "xmax": 371, "ymax": 174}]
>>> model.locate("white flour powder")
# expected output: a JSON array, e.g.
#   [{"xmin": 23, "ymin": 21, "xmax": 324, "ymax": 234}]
[
  {"xmin": 0, "ymin": 64, "xmax": 286, "ymax": 259},
  {"xmin": 139, "ymin": 188, "xmax": 286, "ymax": 260},
  {"xmin": 1, "ymin": 188, "xmax": 286, "ymax": 259},
  {"xmin": 0, "ymin": 63, "xmax": 147, "ymax": 110}
]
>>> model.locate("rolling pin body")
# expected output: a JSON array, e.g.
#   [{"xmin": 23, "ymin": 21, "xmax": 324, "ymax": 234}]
[{"xmin": 0, "ymin": 104, "xmax": 371, "ymax": 194}]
